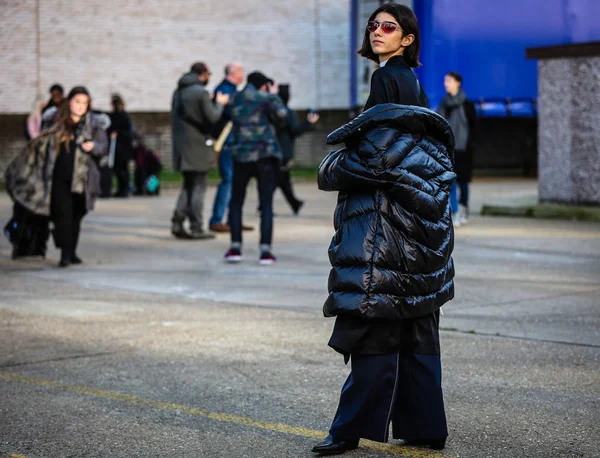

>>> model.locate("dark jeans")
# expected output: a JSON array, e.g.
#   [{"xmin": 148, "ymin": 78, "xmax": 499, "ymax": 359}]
[
  {"xmin": 258, "ymin": 165, "xmax": 302, "ymax": 214},
  {"xmin": 450, "ymin": 181, "xmax": 469, "ymax": 213},
  {"xmin": 209, "ymin": 149, "xmax": 233, "ymax": 226},
  {"xmin": 172, "ymin": 171, "xmax": 207, "ymax": 232},
  {"xmin": 229, "ymin": 158, "xmax": 278, "ymax": 246},
  {"xmin": 50, "ymin": 178, "xmax": 87, "ymax": 261},
  {"xmin": 329, "ymin": 353, "xmax": 448, "ymax": 443}
]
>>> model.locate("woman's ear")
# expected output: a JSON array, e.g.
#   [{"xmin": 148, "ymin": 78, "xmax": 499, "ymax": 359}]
[{"xmin": 401, "ymin": 34, "xmax": 415, "ymax": 47}]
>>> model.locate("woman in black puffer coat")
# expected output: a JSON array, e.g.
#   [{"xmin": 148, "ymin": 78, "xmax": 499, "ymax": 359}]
[{"xmin": 311, "ymin": 4, "xmax": 455, "ymax": 456}]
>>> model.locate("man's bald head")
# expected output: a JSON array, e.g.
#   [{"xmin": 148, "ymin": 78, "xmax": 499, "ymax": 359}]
[{"xmin": 225, "ymin": 62, "xmax": 245, "ymax": 86}]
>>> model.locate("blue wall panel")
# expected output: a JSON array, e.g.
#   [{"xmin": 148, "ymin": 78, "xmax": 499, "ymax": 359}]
[{"xmin": 414, "ymin": 0, "xmax": 600, "ymax": 109}]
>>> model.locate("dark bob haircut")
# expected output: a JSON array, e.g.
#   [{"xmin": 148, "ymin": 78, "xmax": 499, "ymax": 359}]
[
  {"xmin": 446, "ymin": 71, "xmax": 463, "ymax": 84},
  {"xmin": 358, "ymin": 3, "xmax": 421, "ymax": 68}
]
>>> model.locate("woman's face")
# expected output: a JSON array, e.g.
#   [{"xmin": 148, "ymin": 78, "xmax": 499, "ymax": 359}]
[
  {"xmin": 369, "ymin": 12, "xmax": 414, "ymax": 62},
  {"xmin": 69, "ymin": 94, "xmax": 89, "ymax": 119}
]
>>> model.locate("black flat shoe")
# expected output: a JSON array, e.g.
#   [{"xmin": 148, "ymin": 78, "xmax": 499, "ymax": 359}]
[
  {"xmin": 58, "ymin": 259, "xmax": 70, "ymax": 268},
  {"xmin": 293, "ymin": 200, "xmax": 304, "ymax": 216},
  {"xmin": 404, "ymin": 437, "xmax": 446, "ymax": 450},
  {"xmin": 312, "ymin": 435, "xmax": 359, "ymax": 455},
  {"xmin": 71, "ymin": 255, "xmax": 83, "ymax": 265}
]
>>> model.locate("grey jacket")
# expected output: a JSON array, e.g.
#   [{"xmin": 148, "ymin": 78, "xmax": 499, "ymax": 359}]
[{"xmin": 171, "ymin": 72, "xmax": 224, "ymax": 172}]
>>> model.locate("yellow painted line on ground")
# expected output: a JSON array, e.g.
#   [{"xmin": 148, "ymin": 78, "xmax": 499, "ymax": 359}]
[
  {"xmin": 0, "ymin": 371, "xmax": 450, "ymax": 458},
  {"xmin": 9, "ymin": 454, "xmax": 28, "ymax": 458}
]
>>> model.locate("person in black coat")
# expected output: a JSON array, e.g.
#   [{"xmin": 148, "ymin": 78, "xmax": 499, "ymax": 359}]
[
  {"xmin": 108, "ymin": 94, "xmax": 134, "ymax": 197},
  {"xmin": 274, "ymin": 84, "xmax": 319, "ymax": 215},
  {"xmin": 437, "ymin": 72, "xmax": 477, "ymax": 227},
  {"xmin": 312, "ymin": 4, "xmax": 455, "ymax": 455}
]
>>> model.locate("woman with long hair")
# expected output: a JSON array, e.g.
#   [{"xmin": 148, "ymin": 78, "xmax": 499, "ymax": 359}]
[
  {"xmin": 313, "ymin": 3, "xmax": 455, "ymax": 455},
  {"xmin": 5, "ymin": 86, "xmax": 108, "ymax": 267}
]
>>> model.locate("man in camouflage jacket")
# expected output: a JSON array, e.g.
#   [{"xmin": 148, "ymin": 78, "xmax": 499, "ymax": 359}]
[{"xmin": 222, "ymin": 71, "xmax": 287, "ymax": 265}]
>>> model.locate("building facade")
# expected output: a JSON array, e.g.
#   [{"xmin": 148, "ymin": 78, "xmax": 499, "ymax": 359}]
[
  {"xmin": 0, "ymin": 0, "xmax": 351, "ymax": 172},
  {"xmin": 1, "ymin": 0, "xmax": 350, "ymax": 113}
]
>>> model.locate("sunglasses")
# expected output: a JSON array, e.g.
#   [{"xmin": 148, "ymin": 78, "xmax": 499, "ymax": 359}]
[{"xmin": 366, "ymin": 21, "xmax": 401, "ymax": 34}]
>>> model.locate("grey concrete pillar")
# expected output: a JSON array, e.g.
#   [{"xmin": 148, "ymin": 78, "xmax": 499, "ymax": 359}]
[{"xmin": 527, "ymin": 43, "xmax": 600, "ymax": 205}]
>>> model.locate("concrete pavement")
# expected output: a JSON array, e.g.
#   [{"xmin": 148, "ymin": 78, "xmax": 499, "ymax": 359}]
[{"xmin": 1, "ymin": 178, "xmax": 599, "ymax": 457}]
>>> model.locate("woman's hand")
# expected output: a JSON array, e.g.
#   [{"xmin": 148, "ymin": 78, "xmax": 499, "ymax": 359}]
[{"xmin": 81, "ymin": 141, "xmax": 95, "ymax": 153}]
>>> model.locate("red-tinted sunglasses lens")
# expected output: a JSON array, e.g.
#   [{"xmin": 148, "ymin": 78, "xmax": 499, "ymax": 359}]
[
  {"xmin": 366, "ymin": 21, "xmax": 398, "ymax": 33},
  {"xmin": 381, "ymin": 22, "xmax": 398, "ymax": 33},
  {"xmin": 366, "ymin": 21, "xmax": 379, "ymax": 32}
]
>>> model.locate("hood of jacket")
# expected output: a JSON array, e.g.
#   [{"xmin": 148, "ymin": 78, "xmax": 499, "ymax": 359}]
[{"xmin": 178, "ymin": 72, "xmax": 205, "ymax": 89}]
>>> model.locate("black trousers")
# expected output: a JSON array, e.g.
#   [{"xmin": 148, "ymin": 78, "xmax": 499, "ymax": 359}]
[
  {"xmin": 113, "ymin": 160, "xmax": 129, "ymax": 197},
  {"xmin": 329, "ymin": 353, "xmax": 448, "ymax": 443},
  {"xmin": 50, "ymin": 178, "xmax": 86, "ymax": 261},
  {"xmin": 277, "ymin": 162, "xmax": 301, "ymax": 212},
  {"xmin": 229, "ymin": 158, "xmax": 278, "ymax": 246}
]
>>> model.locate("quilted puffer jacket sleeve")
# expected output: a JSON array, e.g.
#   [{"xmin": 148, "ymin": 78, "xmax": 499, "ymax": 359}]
[{"xmin": 317, "ymin": 146, "xmax": 391, "ymax": 192}]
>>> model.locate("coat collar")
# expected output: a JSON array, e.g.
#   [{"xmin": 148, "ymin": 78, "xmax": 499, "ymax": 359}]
[
  {"xmin": 383, "ymin": 55, "xmax": 409, "ymax": 68},
  {"xmin": 326, "ymin": 103, "xmax": 455, "ymax": 153}
]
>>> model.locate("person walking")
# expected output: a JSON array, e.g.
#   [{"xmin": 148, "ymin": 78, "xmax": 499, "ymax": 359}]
[
  {"xmin": 312, "ymin": 3, "xmax": 455, "ymax": 455},
  {"xmin": 108, "ymin": 93, "xmax": 135, "ymax": 198},
  {"xmin": 208, "ymin": 62, "xmax": 253, "ymax": 233},
  {"xmin": 437, "ymin": 72, "xmax": 477, "ymax": 227},
  {"xmin": 273, "ymin": 83, "xmax": 319, "ymax": 215},
  {"xmin": 222, "ymin": 72, "xmax": 287, "ymax": 265},
  {"xmin": 42, "ymin": 84, "xmax": 65, "ymax": 115},
  {"xmin": 170, "ymin": 62, "xmax": 229, "ymax": 240},
  {"xmin": 5, "ymin": 86, "xmax": 108, "ymax": 267}
]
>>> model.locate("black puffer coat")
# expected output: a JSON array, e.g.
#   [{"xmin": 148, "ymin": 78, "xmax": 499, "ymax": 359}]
[{"xmin": 318, "ymin": 103, "xmax": 456, "ymax": 321}]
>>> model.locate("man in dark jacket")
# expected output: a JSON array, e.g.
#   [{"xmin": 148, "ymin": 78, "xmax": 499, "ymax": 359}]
[
  {"xmin": 170, "ymin": 62, "xmax": 229, "ymax": 239},
  {"xmin": 273, "ymin": 83, "xmax": 319, "ymax": 215},
  {"xmin": 222, "ymin": 72, "xmax": 287, "ymax": 265},
  {"xmin": 42, "ymin": 84, "xmax": 65, "ymax": 115}
]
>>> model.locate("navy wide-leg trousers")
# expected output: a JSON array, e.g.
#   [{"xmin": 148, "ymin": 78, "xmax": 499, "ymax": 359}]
[{"xmin": 329, "ymin": 353, "xmax": 448, "ymax": 443}]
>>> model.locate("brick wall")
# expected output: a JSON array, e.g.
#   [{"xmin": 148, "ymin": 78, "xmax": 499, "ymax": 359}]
[{"xmin": 0, "ymin": 0, "xmax": 350, "ymax": 114}]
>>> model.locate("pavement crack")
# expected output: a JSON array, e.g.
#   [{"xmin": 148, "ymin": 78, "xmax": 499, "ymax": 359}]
[{"xmin": 0, "ymin": 350, "xmax": 124, "ymax": 368}]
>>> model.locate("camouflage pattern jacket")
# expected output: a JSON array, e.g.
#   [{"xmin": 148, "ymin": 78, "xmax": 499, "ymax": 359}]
[
  {"xmin": 222, "ymin": 84, "xmax": 288, "ymax": 162},
  {"xmin": 4, "ymin": 112, "xmax": 108, "ymax": 216}
]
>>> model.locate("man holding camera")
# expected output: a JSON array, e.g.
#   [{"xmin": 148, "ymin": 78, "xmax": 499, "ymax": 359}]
[
  {"xmin": 171, "ymin": 62, "xmax": 229, "ymax": 239},
  {"xmin": 222, "ymin": 72, "xmax": 288, "ymax": 265}
]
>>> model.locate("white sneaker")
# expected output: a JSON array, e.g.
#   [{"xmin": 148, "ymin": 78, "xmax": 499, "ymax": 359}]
[
  {"xmin": 459, "ymin": 204, "xmax": 469, "ymax": 225},
  {"xmin": 452, "ymin": 214, "xmax": 462, "ymax": 228}
]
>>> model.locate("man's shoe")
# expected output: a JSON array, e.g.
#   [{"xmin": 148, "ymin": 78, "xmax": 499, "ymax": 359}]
[
  {"xmin": 259, "ymin": 251, "xmax": 277, "ymax": 266},
  {"xmin": 404, "ymin": 437, "xmax": 446, "ymax": 450},
  {"xmin": 312, "ymin": 435, "xmax": 359, "ymax": 455},
  {"xmin": 71, "ymin": 254, "xmax": 83, "ymax": 265},
  {"xmin": 209, "ymin": 223, "xmax": 230, "ymax": 233},
  {"xmin": 242, "ymin": 224, "xmax": 254, "ymax": 231},
  {"xmin": 224, "ymin": 248, "xmax": 243, "ymax": 263},
  {"xmin": 189, "ymin": 230, "xmax": 216, "ymax": 240},
  {"xmin": 171, "ymin": 222, "xmax": 190, "ymax": 239},
  {"xmin": 58, "ymin": 259, "xmax": 70, "ymax": 268}
]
